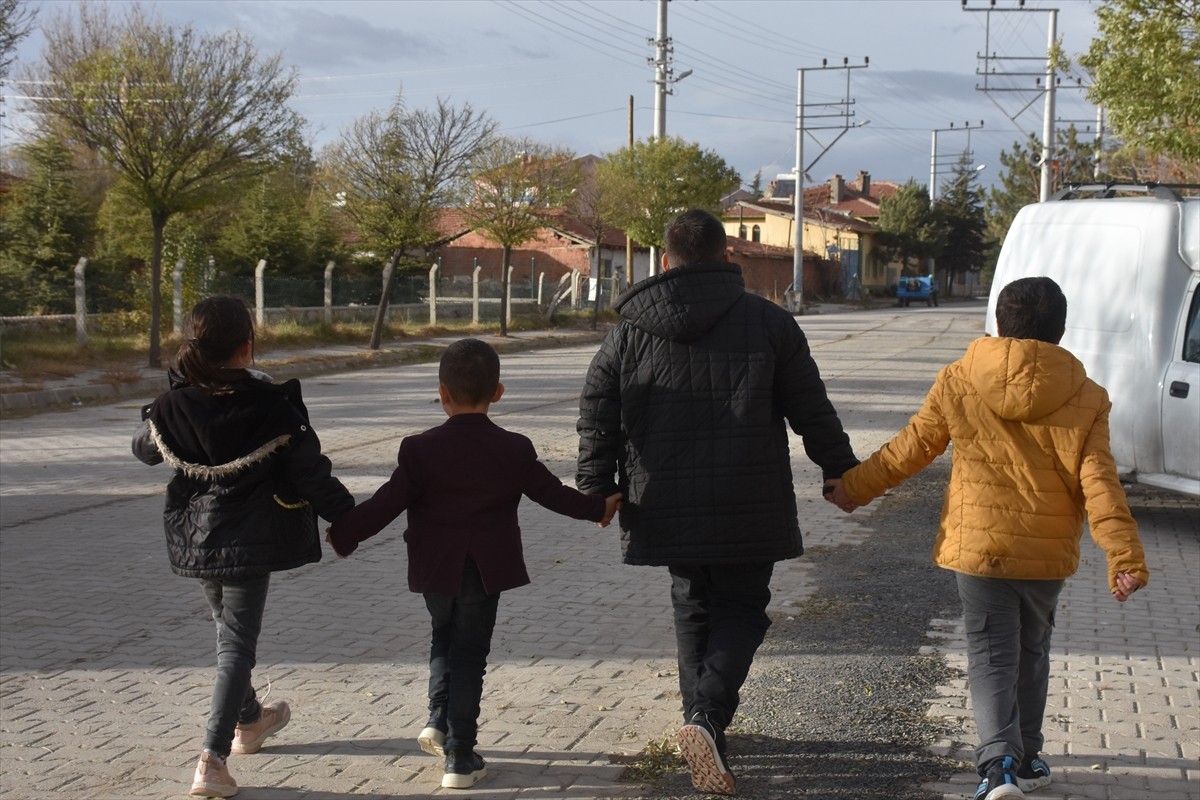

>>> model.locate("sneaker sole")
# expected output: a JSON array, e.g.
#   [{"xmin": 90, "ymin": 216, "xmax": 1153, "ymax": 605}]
[
  {"xmin": 981, "ymin": 785, "xmax": 1025, "ymax": 800},
  {"xmin": 417, "ymin": 726, "xmax": 445, "ymax": 757},
  {"xmin": 189, "ymin": 780, "xmax": 238, "ymax": 798},
  {"xmin": 677, "ymin": 724, "xmax": 736, "ymax": 796},
  {"xmin": 1017, "ymin": 775, "xmax": 1051, "ymax": 793},
  {"xmin": 441, "ymin": 766, "xmax": 487, "ymax": 789},
  {"xmin": 230, "ymin": 706, "xmax": 292, "ymax": 755}
]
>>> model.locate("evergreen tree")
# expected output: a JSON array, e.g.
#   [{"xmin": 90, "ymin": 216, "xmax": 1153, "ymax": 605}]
[
  {"xmin": 875, "ymin": 179, "xmax": 940, "ymax": 275},
  {"xmin": 934, "ymin": 157, "xmax": 989, "ymax": 298},
  {"xmin": 0, "ymin": 136, "xmax": 93, "ymax": 315}
]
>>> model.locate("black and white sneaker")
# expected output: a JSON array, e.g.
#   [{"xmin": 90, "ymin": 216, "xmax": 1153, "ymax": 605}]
[
  {"xmin": 417, "ymin": 708, "xmax": 447, "ymax": 757},
  {"xmin": 441, "ymin": 750, "xmax": 487, "ymax": 789},
  {"xmin": 1017, "ymin": 755, "xmax": 1051, "ymax": 792},
  {"xmin": 677, "ymin": 712, "xmax": 736, "ymax": 796},
  {"xmin": 973, "ymin": 755, "xmax": 1025, "ymax": 800}
]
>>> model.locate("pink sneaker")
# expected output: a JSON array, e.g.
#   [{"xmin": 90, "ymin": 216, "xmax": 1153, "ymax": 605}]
[
  {"xmin": 231, "ymin": 700, "xmax": 291, "ymax": 755},
  {"xmin": 189, "ymin": 750, "xmax": 238, "ymax": 798}
]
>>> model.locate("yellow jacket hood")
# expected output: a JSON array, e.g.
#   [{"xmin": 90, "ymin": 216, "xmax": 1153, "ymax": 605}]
[{"xmin": 965, "ymin": 337, "xmax": 1087, "ymax": 422}]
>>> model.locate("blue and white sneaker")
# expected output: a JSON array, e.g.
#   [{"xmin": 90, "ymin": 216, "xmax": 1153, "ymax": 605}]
[
  {"xmin": 1017, "ymin": 755, "xmax": 1051, "ymax": 792},
  {"xmin": 973, "ymin": 755, "xmax": 1026, "ymax": 800}
]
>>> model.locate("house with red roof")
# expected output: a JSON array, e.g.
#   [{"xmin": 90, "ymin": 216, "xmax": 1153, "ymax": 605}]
[{"xmin": 724, "ymin": 170, "xmax": 905, "ymax": 295}]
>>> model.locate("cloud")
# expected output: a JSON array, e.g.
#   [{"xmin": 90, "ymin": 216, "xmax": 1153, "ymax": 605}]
[
  {"xmin": 865, "ymin": 70, "xmax": 978, "ymax": 102},
  {"xmin": 510, "ymin": 45, "xmax": 551, "ymax": 60},
  {"xmin": 231, "ymin": 5, "xmax": 445, "ymax": 69}
]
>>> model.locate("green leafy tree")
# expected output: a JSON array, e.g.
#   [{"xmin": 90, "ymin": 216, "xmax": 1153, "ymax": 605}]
[
  {"xmin": 934, "ymin": 157, "xmax": 990, "ymax": 298},
  {"xmin": 29, "ymin": 3, "xmax": 304, "ymax": 366},
  {"xmin": 983, "ymin": 127, "xmax": 1100, "ymax": 284},
  {"xmin": 595, "ymin": 137, "xmax": 739, "ymax": 252},
  {"xmin": 749, "ymin": 169, "xmax": 763, "ymax": 198},
  {"xmin": 463, "ymin": 137, "xmax": 580, "ymax": 336},
  {"xmin": 875, "ymin": 179, "xmax": 940, "ymax": 275},
  {"xmin": 0, "ymin": 136, "xmax": 94, "ymax": 314},
  {"xmin": 1079, "ymin": 0, "xmax": 1200, "ymax": 161},
  {"xmin": 319, "ymin": 95, "xmax": 496, "ymax": 348}
]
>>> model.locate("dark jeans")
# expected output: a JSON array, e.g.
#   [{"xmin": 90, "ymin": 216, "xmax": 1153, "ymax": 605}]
[
  {"xmin": 669, "ymin": 562, "xmax": 774, "ymax": 732},
  {"xmin": 200, "ymin": 576, "xmax": 268, "ymax": 758},
  {"xmin": 424, "ymin": 559, "xmax": 500, "ymax": 755},
  {"xmin": 956, "ymin": 573, "xmax": 1063, "ymax": 770}
]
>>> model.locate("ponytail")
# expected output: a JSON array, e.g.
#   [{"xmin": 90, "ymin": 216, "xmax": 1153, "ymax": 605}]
[{"xmin": 174, "ymin": 295, "xmax": 256, "ymax": 392}]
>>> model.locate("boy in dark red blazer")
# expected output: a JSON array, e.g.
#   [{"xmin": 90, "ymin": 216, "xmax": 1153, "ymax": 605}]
[{"xmin": 327, "ymin": 339, "xmax": 621, "ymax": 790}]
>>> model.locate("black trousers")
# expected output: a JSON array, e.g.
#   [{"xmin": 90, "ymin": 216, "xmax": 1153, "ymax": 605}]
[
  {"xmin": 669, "ymin": 562, "xmax": 774, "ymax": 731},
  {"xmin": 423, "ymin": 559, "xmax": 500, "ymax": 755}
]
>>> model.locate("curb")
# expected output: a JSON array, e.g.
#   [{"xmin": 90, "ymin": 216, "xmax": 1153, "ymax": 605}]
[{"xmin": 0, "ymin": 329, "xmax": 610, "ymax": 417}]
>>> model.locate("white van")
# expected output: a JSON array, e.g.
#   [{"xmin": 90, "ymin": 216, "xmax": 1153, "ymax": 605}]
[{"xmin": 986, "ymin": 185, "xmax": 1200, "ymax": 496}]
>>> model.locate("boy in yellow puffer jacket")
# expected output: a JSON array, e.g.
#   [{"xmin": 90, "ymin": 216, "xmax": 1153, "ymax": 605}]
[{"xmin": 826, "ymin": 277, "xmax": 1148, "ymax": 800}]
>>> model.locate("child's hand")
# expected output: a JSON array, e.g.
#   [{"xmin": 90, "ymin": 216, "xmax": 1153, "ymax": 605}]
[
  {"xmin": 598, "ymin": 492, "xmax": 623, "ymax": 527},
  {"xmin": 1112, "ymin": 571, "xmax": 1141, "ymax": 602},
  {"xmin": 325, "ymin": 527, "xmax": 353, "ymax": 559},
  {"xmin": 823, "ymin": 479, "xmax": 858, "ymax": 513}
]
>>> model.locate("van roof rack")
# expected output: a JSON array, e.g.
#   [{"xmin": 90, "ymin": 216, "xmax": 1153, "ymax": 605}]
[{"xmin": 1051, "ymin": 183, "xmax": 1200, "ymax": 201}]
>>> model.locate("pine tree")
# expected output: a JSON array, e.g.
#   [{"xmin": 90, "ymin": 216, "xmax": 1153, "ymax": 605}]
[{"xmin": 934, "ymin": 157, "xmax": 989, "ymax": 298}]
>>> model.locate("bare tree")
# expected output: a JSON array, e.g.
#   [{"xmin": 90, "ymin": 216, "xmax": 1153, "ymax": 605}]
[
  {"xmin": 1, "ymin": 0, "xmax": 36, "ymax": 80},
  {"xmin": 319, "ymin": 95, "xmax": 495, "ymax": 349},
  {"xmin": 464, "ymin": 137, "xmax": 579, "ymax": 336},
  {"xmin": 27, "ymin": 3, "xmax": 302, "ymax": 366}
]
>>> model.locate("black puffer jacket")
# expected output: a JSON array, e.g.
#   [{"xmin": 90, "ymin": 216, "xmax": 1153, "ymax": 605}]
[
  {"xmin": 133, "ymin": 370, "xmax": 354, "ymax": 580},
  {"xmin": 576, "ymin": 261, "xmax": 858, "ymax": 565}
]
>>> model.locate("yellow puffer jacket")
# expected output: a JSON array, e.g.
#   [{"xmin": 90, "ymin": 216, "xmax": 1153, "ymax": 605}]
[{"xmin": 842, "ymin": 337, "xmax": 1149, "ymax": 592}]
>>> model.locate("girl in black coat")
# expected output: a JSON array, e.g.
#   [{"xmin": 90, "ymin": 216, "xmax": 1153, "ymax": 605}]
[{"xmin": 133, "ymin": 296, "xmax": 353, "ymax": 798}]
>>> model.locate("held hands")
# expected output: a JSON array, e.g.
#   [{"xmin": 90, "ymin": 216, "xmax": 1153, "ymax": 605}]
[
  {"xmin": 598, "ymin": 492, "xmax": 623, "ymax": 527},
  {"xmin": 325, "ymin": 527, "xmax": 352, "ymax": 559},
  {"xmin": 1112, "ymin": 571, "xmax": 1142, "ymax": 602},
  {"xmin": 822, "ymin": 479, "xmax": 858, "ymax": 513}
]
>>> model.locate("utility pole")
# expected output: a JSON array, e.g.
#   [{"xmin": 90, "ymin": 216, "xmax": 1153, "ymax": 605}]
[
  {"xmin": 646, "ymin": 0, "xmax": 692, "ymax": 275},
  {"xmin": 789, "ymin": 57, "xmax": 869, "ymax": 314},
  {"xmin": 930, "ymin": 121, "xmax": 984, "ymax": 201},
  {"xmin": 963, "ymin": 1, "xmax": 1084, "ymax": 202}
]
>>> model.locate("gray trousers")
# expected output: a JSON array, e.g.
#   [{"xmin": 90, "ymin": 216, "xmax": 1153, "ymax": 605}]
[{"xmin": 956, "ymin": 573, "xmax": 1064, "ymax": 771}]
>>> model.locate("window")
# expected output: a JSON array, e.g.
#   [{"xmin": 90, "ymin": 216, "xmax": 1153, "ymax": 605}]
[
  {"xmin": 1184, "ymin": 288, "xmax": 1200, "ymax": 364},
  {"xmin": 738, "ymin": 224, "xmax": 747, "ymax": 239},
  {"xmin": 751, "ymin": 225, "xmax": 761, "ymax": 243}
]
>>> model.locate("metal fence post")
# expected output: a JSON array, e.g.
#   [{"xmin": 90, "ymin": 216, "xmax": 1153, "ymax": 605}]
[
  {"xmin": 472, "ymin": 263, "xmax": 482, "ymax": 325},
  {"xmin": 255, "ymin": 259, "xmax": 267, "ymax": 328},
  {"xmin": 324, "ymin": 261, "xmax": 335, "ymax": 326},
  {"xmin": 74, "ymin": 257, "xmax": 88, "ymax": 348},
  {"xmin": 172, "ymin": 259, "xmax": 185, "ymax": 335},
  {"xmin": 506, "ymin": 266, "xmax": 514, "ymax": 326},
  {"xmin": 538, "ymin": 272, "xmax": 545, "ymax": 306},
  {"xmin": 428, "ymin": 262, "xmax": 438, "ymax": 327}
]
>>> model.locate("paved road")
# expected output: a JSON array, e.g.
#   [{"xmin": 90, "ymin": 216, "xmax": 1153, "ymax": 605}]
[{"xmin": 1, "ymin": 304, "xmax": 1196, "ymax": 799}]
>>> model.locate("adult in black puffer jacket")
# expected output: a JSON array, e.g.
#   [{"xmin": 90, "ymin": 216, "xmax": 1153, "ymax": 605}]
[
  {"xmin": 576, "ymin": 209, "xmax": 858, "ymax": 796},
  {"xmin": 132, "ymin": 295, "xmax": 353, "ymax": 799}
]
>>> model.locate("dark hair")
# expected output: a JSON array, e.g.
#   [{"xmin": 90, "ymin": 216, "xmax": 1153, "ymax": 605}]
[
  {"xmin": 439, "ymin": 338, "xmax": 500, "ymax": 405},
  {"xmin": 664, "ymin": 209, "xmax": 727, "ymax": 267},
  {"xmin": 175, "ymin": 295, "xmax": 256, "ymax": 391},
  {"xmin": 995, "ymin": 277, "xmax": 1067, "ymax": 343}
]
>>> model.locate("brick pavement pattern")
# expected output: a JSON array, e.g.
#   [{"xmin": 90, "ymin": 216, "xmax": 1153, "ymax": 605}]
[{"xmin": 2, "ymin": 307, "xmax": 1196, "ymax": 800}]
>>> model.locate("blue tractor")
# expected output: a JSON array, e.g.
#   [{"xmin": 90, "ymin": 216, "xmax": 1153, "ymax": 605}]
[{"xmin": 895, "ymin": 274, "xmax": 939, "ymax": 307}]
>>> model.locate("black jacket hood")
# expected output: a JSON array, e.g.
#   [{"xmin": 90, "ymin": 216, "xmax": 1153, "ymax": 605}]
[{"xmin": 616, "ymin": 261, "xmax": 745, "ymax": 344}]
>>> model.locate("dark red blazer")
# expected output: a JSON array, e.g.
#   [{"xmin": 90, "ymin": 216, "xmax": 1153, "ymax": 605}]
[{"xmin": 328, "ymin": 414, "xmax": 605, "ymax": 595}]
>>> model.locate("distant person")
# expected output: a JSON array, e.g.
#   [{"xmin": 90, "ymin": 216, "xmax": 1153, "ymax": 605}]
[
  {"xmin": 576, "ymin": 209, "xmax": 859, "ymax": 796},
  {"xmin": 326, "ymin": 338, "xmax": 621, "ymax": 791},
  {"xmin": 133, "ymin": 295, "xmax": 354, "ymax": 799},
  {"xmin": 826, "ymin": 277, "xmax": 1149, "ymax": 800}
]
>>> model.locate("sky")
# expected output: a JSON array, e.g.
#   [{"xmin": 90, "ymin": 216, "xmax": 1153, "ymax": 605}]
[{"xmin": 3, "ymin": 0, "xmax": 1106, "ymax": 195}]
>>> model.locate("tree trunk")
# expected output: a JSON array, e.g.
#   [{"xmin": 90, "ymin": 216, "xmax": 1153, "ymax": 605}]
[
  {"xmin": 499, "ymin": 245, "xmax": 511, "ymax": 336},
  {"xmin": 148, "ymin": 214, "xmax": 167, "ymax": 368},
  {"xmin": 369, "ymin": 251, "xmax": 401, "ymax": 350}
]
